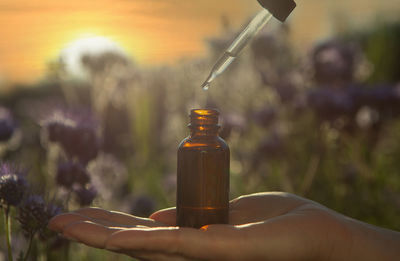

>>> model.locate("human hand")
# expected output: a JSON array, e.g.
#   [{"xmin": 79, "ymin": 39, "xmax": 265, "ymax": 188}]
[{"xmin": 48, "ymin": 192, "xmax": 400, "ymax": 261}]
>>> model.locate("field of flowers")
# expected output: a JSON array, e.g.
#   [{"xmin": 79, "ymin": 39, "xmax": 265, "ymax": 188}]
[{"xmin": 0, "ymin": 21, "xmax": 400, "ymax": 260}]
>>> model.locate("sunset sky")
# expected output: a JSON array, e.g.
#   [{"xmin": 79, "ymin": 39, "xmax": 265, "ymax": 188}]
[{"xmin": 0, "ymin": 0, "xmax": 399, "ymax": 86}]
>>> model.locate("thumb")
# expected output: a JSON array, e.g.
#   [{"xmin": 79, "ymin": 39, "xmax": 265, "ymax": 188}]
[{"xmin": 149, "ymin": 207, "xmax": 176, "ymax": 226}]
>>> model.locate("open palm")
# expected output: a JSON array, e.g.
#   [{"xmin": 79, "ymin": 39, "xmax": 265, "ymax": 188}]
[{"xmin": 49, "ymin": 192, "xmax": 350, "ymax": 261}]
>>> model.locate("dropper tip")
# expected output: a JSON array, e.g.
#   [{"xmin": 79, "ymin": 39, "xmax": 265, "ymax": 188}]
[
  {"xmin": 201, "ymin": 72, "xmax": 215, "ymax": 90},
  {"xmin": 201, "ymin": 82, "xmax": 210, "ymax": 91}
]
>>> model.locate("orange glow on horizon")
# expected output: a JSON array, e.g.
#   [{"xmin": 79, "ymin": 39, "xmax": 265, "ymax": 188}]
[
  {"xmin": 0, "ymin": 0, "xmax": 256, "ymax": 85},
  {"xmin": 0, "ymin": 0, "xmax": 399, "ymax": 86}
]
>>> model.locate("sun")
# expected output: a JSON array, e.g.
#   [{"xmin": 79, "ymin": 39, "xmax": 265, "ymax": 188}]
[{"xmin": 59, "ymin": 34, "xmax": 128, "ymax": 78}]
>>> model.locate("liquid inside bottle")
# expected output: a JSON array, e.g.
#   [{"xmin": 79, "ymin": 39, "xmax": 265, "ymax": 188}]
[{"xmin": 177, "ymin": 109, "xmax": 230, "ymax": 228}]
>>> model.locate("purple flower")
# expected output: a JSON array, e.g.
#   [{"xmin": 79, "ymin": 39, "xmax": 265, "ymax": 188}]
[
  {"xmin": 17, "ymin": 195, "xmax": 46, "ymax": 237},
  {"xmin": 256, "ymin": 132, "xmax": 286, "ymax": 158},
  {"xmin": 308, "ymin": 88, "xmax": 356, "ymax": 121},
  {"xmin": 74, "ymin": 185, "xmax": 97, "ymax": 206},
  {"xmin": 43, "ymin": 108, "xmax": 100, "ymax": 164},
  {"xmin": 39, "ymin": 202, "xmax": 63, "ymax": 240},
  {"xmin": 359, "ymin": 85, "xmax": 400, "ymax": 113},
  {"xmin": 0, "ymin": 107, "xmax": 15, "ymax": 142},
  {"xmin": 56, "ymin": 161, "xmax": 90, "ymax": 189},
  {"xmin": 312, "ymin": 41, "xmax": 356, "ymax": 86},
  {"xmin": 18, "ymin": 195, "xmax": 63, "ymax": 239},
  {"xmin": 130, "ymin": 195, "xmax": 156, "ymax": 218},
  {"xmin": 0, "ymin": 164, "xmax": 27, "ymax": 207},
  {"xmin": 274, "ymin": 80, "xmax": 298, "ymax": 104},
  {"xmin": 253, "ymin": 107, "xmax": 276, "ymax": 129}
]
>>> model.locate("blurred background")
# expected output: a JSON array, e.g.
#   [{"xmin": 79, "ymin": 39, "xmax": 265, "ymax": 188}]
[{"xmin": 0, "ymin": 0, "xmax": 400, "ymax": 260}]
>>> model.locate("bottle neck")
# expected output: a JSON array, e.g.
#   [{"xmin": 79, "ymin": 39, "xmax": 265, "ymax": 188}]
[
  {"xmin": 189, "ymin": 125, "xmax": 220, "ymax": 137},
  {"xmin": 188, "ymin": 109, "xmax": 220, "ymax": 138}
]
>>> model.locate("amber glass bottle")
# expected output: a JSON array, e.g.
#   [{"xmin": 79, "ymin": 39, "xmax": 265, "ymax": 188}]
[{"xmin": 177, "ymin": 109, "xmax": 230, "ymax": 228}]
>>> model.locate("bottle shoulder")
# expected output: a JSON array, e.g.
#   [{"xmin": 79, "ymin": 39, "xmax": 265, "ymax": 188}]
[{"xmin": 178, "ymin": 136, "xmax": 229, "ymax": 151}]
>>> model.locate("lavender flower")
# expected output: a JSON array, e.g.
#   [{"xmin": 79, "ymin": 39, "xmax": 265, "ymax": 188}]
[
  {"xmin": 42, "ymin": 108, "xmax": 100, "ymax": 164},
  {"xmin": 256, "ymin": 132, "xmax": 286, "ymax": 159},
  {"xmin": 274, "ymin": 80, "xmax": 298, "ymax": 104},
  {"xmin": 74, "ymin": 185, "xmax": 97, "ymax": 206},
  {"xmin": 253, "ymin": 107, "xmax": 276, "ymax": 129},
  {"xmin": 56, "ymin": 161, "xmax": 90, "ymax": 189},
  {"xmin": 312, "ymin": 41, "xmax": 356, "ymax": 86},
  {"xmin": 0, "ymin": 164, "xmax": 27, "ymax": 207},
  {"xmin": 0, "ymin": 107, "xmax": 15, "ymax": 142},
  {"xmin": 39, "ymin": 202, "xmax": 63, "ymax": 240},
  {"xmin": 17, "ymin": 195, "xmax": 62, "ymax": 239},
  {"xmin": 130, "ymin": 195, "xmax": 156, "ymax": 218},
  {"xmin": 17, "ymin": 195, "xmax": 47, "ymax": 237},
  {"xmin": 308, "ymin": 88, "xmax": 356, "ymax": 121}
]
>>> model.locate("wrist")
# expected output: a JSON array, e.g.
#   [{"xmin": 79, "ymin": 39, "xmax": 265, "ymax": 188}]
[
  {"xmin": 316, "ymin": 212, "xmax": 355, "ymax": 261},
  {"xmin": 343, "ymin": 217, "xmax": 400, "ymax": 260}
]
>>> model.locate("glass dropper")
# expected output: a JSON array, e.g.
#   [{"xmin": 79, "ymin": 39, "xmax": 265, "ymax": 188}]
[{"xmin": 201, "ymin": 8, "xmax": 273, "ymax": 90}]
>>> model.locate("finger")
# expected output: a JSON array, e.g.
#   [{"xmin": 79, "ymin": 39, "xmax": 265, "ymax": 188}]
[
  {"xmin": 49, "ymin": 213, "xmax": 93, "ymax": 232},
  {"xmin": 48, "ymin": 212, "xmax": 127, "ymax": 234},
  {"xmin": 62, "ymin": 220, "xmax": 123, "ymax": 248},
  {"xmin": 75, "ymin": 207, "xmax": 165, "ymax": 227},
  {"xmin": 105, "ymin": 225, "xmax": 246, "ymax": 260},
  {"xmin": 105, "ymin": 227, "xmax": 204, "ymax": 255},
  {"xmin": 121, "ymin": 250, "xmax": 193, "ymax": 261},
  {"xmin": 149, "ymin": 207, "xmax": 176, "ymax": 226}
]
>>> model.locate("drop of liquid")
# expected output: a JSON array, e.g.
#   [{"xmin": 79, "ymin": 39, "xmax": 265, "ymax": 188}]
[{"xmin": 202, "ymin": 83, "xmax": 209, "ymax": 91}]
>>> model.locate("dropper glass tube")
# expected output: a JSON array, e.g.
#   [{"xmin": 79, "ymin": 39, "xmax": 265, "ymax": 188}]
[{"xmin": 201, "ymin": 8, "xmax": 273, "ymax": 90}]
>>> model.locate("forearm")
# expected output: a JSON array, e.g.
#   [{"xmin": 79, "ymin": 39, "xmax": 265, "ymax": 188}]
[{"xmin": 344, "ymin": 217, "xmax": 400, "ymax": 260}]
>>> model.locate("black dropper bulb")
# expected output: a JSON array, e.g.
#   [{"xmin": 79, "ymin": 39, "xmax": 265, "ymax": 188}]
[{"xmin": 257, "ymin": 0, "xmax": 296, "ymax": 22}]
